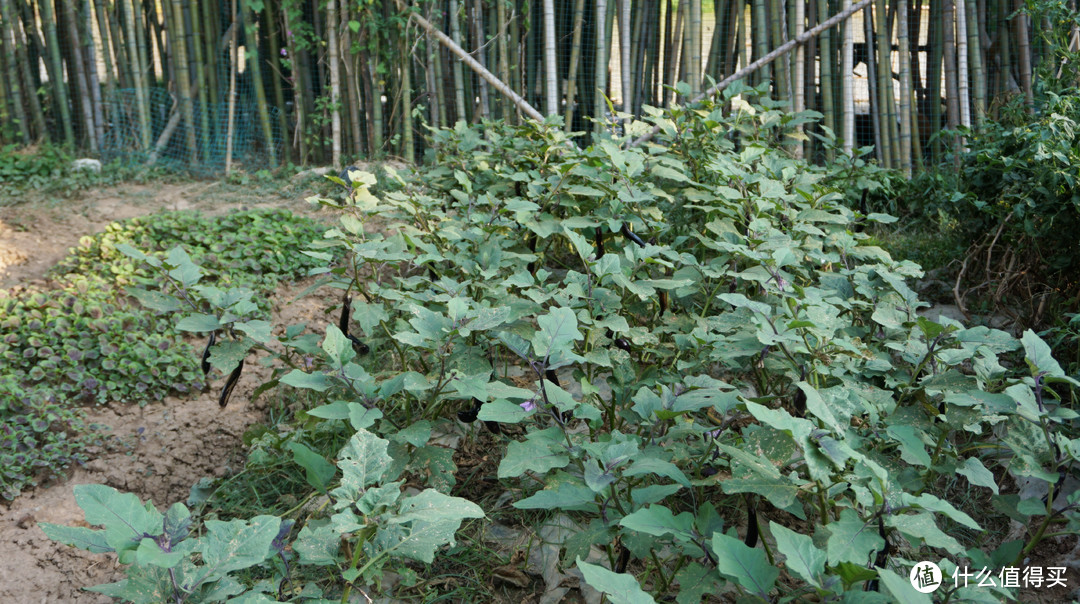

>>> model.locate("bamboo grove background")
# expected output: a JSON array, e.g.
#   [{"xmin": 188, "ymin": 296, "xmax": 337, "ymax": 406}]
[{"xmin": 0, "ymin": 0, "xmax": 1075, "ymax": 175}]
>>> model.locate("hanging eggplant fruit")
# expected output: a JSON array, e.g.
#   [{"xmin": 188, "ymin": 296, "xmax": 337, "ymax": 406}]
[
  {"xmin": 457, "ymin": 398, "xmax": 501, "ymax": 434},
  {"xmin": 219, "ymin": 358, "xmax": 244, "ymax": 408},
  {"xmin": 200, "ymin": 331, "xmax": 216, "ymax": 376},
  {"xmin": 619, "ymin": 223, "xmax": 668, "ymax": 314},
  {"xmin": 339, "ymin": 293, "xmax": 370, "ymax": 355}
]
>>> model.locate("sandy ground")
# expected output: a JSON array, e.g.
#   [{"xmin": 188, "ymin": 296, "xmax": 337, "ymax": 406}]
[{"xmin": 0, "ymin": 179, "xmax": 343, "ymax": 602}]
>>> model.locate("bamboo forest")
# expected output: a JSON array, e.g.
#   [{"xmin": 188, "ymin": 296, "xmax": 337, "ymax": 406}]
[
  {"xmin": 3, "ymin": 0, "xmax": 1080, "ymax": 601},
  {"xmin": 0, "ymin": 0, "xmax": 1068, "ymax": 171}
]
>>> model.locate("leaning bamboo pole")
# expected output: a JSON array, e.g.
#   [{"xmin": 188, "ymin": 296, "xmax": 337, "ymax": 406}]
[
  {"xmin": 632, "ymin": 0, "xmax": 873, "ymax": 147},
  {"xmin": 410, "ymin": 11, "xmax": 545, "ymax": 121}
]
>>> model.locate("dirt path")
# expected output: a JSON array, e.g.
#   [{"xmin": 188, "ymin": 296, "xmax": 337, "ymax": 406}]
[{"xmin": 0, "ymin": 179, "xmax": 341, "ymax": 602}]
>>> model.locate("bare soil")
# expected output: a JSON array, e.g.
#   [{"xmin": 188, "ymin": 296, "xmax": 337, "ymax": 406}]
[{"xmin": 0, "ymin": 179, "xmax": 341, "ymax": 602}]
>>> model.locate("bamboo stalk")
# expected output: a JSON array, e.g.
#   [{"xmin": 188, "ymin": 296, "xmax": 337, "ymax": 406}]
[
  {"xmin": 0, "ymin": 0, "xmax": 29, "ymax": 143},
  {"xmin": 343, "ymin": 5, "xmax": 363, "ymax": 156},
  {"xmin": 965, "ymin": 0, "xmax": 984, "ymax": 124},
  {"xmin": 873, "ymin": 0, "xmax": 893, "ymax": 166},
  {"xmin": 188, "ymin": 0, "xmax": 212, "ymax": 161},
  {"xmin": 472, "ymin": 0, "xmax": 491, "ymax": 119},
  {"xmin": 864, "ymin": 5, "xmax": 885, "ymax": 162},
  {"xmin": 240, "ymin": 0, "xmax": 277, "ymax": 164},
  {"xmin": 265, "ymin": 0, "xmax": 290, "ymax": 163},
  {"xmin": 282, "ymin": 0, "xmax": 307, "ymax": 163},
  {"xmin": 841, "ymin": 0, "xmax": 855, "ymax": 154},
  {"xmin": 81, "ymin": 0, "xmax": 105, "ymax": 148},
  {"xmin": 595, "ymin": 0, "xmax": 609, "ymax": 127},
  {"xmin": 928, "ymin": 0, "xmax": 942, "ymax": 160},
  {"xmin": 0, "ymin": 66, "xmax": 10, "ymax": 144},
  {"xmin": 134, "ymin": 0, "xmax": 151, "ymax": 87},
  {"xmin": 629, "ymin": 0, "xmax": 646, "ymax": 113},
  {"xmin": 368, "ymin": 52, "xmax": 384, "ymax": 153},
  {"xmin": 63, "ymin": 0, "xmax": 97, "ymax": 152},
  {"xmin": 793, "ymin": 0, "xmax": 805, "ymax": 157},
  {"xmin": 1013, "ymin": 0, "xmax": 1032, "ymax": 109},
  {"xmin": 167, "ymin": 0, "xmax": 196, "ymax": 161},
  {"xmin": 496, "ymin": 0, "xmax": 512, "ymax": 119},
  {"xmin": 539, "ymin": 0, "xmax": 557, "ymax": 117},
  {"xmin": 898, "ymin": 0, "xmax": 913, "ymax": 173},
  {"xmin": 956, "ymin": 0, "xmax": 971, "ymax": 133},
  {"xmin": 690, "ymin": 0, "xmax": 702, "ymax": 95},
  {"xmin": 90, "ymin": 0, "xmax": 116, "ymax": 108},
  {"xmin": 769, "ymin": 0, "xmax": 789, "ymax": 102},
  {"xmin": 942, "ymin": 0, "xmax": 959, "ymax": 134},
  {"xmin": 752, "ymin": 0, "xmax": 769, "ymax": 89},
  {"xmin": 41, "ymin": 0, "xmax": 76, "ymax": 145},
  {"xmin": 818, "ymin": 0, "xmax": 834, "ymax": 159},
  {"xmin": 400, "ymin": 19, "xmax": 414, "ymax": 162},
  {"xmin": 226, "ymin": 0, "xmax": 238, "ymax": 172},
  {"xmin": 909, "ymin": 0, "xmax": 923, "ymax": 169},
  {"xmin": 450, "ymin": 0, "xmax": 467, "ymax": 121},
  {"xmin": 327, "ymin": 0, "xmax": 341, "ymax": 168},
  {"xmin": 7, "ymin": 0, "xmax": 46, "ymax": 139},
  {"xmin": 564, "ymin": 0, "xmax": 587, "ymax": 129}
]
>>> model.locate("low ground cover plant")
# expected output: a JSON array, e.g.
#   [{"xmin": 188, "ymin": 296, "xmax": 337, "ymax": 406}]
[
  {"xmin": 46, "ymin": 94, "xmax": 1080, "ymax": 602},
  {"xmin": 0, "ymin": 208, "xmax": 326, "ymax": 500}
]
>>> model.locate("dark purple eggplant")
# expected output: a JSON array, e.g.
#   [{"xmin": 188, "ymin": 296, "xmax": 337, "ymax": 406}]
[
  {"xmin": 744, "ymin": 495, "xmax": 759, "ymax": 548},
  {"xmin": 201, "ymin": 331, "xmax": 216, "ymax": 376},
  {"xmin": 339, "ymin": 293, "xmax": 369, "ymax": 355},
  {"xmin": 219, "ymin": 359, "xmax": 243, "ymax": 408},
  {"xmin": 620, "ymin": 223, "xmax": 647, "ymax": 247}
]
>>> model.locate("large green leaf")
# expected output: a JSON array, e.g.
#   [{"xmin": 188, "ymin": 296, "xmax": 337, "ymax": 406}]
[
  {"xmin": 711, "ymin": 532, "xmax": 779, "ymax": 598},
  {"xmin": 770, "ymin": 522, "xmax": 825, "ymax": 587},
  {"xmin": 576, "ymin": 558, "xmax": 657, "ymax": 604}
]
